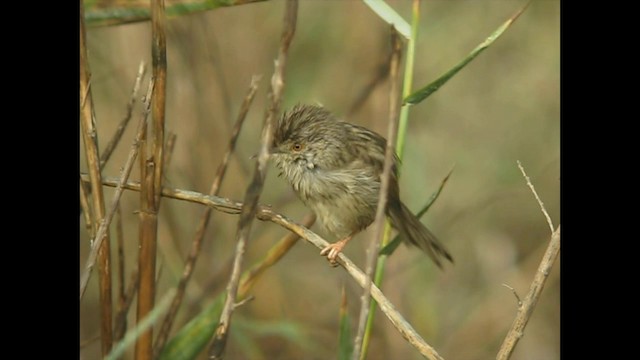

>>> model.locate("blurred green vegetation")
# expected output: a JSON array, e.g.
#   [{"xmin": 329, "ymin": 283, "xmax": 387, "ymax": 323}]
[{"xmin": 80, "ymin": 1, "xmax": 559, "ymax": 359}]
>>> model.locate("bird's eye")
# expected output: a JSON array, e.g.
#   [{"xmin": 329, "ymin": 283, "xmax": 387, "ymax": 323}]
[{"xmin": 291, "ymin": 143, "xmax": 303, "ymax": 152}]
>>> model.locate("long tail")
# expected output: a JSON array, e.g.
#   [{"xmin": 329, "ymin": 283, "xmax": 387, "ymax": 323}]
[{"xmin": 388, "ymin": 201, "xmax": 453, "ymax": 269}]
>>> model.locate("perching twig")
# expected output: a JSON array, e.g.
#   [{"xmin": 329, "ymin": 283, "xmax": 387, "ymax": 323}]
[
  {"xmin": 353, "ymin": 27, "xmax": 403, "ymax": 360},
  {"xmin": 517, "ymin": 160, "xmax": 554, "ymax": 233},
  {"xmin": 153, "ymin": 76, "xmax": 261, "ymax": 357},
  {"xmin": 83, "ymin": 175, "xmax": 444, "ymax": 359},
  {"xmin": 209, "ymin": 2, "xmax": 298, "ymax": 359}
]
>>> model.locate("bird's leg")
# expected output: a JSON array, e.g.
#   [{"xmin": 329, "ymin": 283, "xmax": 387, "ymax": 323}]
[{"xmin": 320, "ymin": 233, "xmax": 355, "ymax": 266}]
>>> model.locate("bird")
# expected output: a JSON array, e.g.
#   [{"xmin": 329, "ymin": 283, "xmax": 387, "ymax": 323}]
[{"xmin": 270, "ymin": 103, "xmax": 453, "ymax": 267}]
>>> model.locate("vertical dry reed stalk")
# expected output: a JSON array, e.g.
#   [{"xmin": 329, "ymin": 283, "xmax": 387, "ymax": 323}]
[
  {"xmin": 80, "ymin": 1, "xmax": 112, "ymax": 355},
  {"xmin": 134, "ymin": 0, "xmax": 166, "ymax": 357}
]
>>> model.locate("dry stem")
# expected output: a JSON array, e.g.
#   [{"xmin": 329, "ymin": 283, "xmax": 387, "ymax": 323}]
[
  {"xmin": 79, "ymin": 176, "xmax": 93, "ymax": 232},
  {"xmin": 517, "ymin": 160, "xmax": 554, "ymax": 233},
  {"xmin": 114, "ymin": 267, "xmax": 141, "ymax": 342},
  {"xmin": 134, "ymin": 0, "xmax": 167, "ymax": 357},
  {"xmin": 209, "ymin": 2, "xmax": 298, "ymax": 358},
  {"xmin": 496, "ymin": 226, "xmax": 560, "ymax": 360},
  {"xmin": 496, "ymin": 162, "xmax": 560, "ymax": 360},
  {"xmin": 80, "ymin": 1, "xmax": 112, "ymax": 354},
  {"xmin": 353, "ymin": 27, "xmax": 403, "ymax": 360}
]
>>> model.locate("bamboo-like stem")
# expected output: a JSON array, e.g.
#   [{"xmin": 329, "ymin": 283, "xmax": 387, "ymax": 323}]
[
  {"xmin": 353, "ymin": 27, "xmax": 403, "ymax": 360},
  {"xmin": 80, "ymin": 79, "xmax": 154, "ymax": 300},
  {"xmin": 80, "ymin": 1, "xmax": 113, "ymax": 355},
  {"xmin": 153, "ymin": 76, "xmax": 260, "ymax": 357},
  {"xmin": 81, "ymin": 175, "xmax": 444, "ymax": 359},
  {"xmin": 208, "ymin": 2, "xmax": 298, "ymax": 358},
  {"xmin": 135, "ymin": 0, "xmax": 166, "ymax": 357}
]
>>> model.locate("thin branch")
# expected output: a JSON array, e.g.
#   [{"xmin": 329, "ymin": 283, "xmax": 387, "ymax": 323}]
[
  {"xmin": 100, "ymin": 61, "xmax": 147, "ymax": 169},
  {"xmin": 153, "ymin": 76, "xmax": 261, "ymax": 357},
  {"xmin": 80, "ymin": 79, "xmax": 154, "ymax": 300},
  {"xmin": 517, "ymin": 160, "xmax": 554, "ymax": 233},
  {"xmin": 353, "ymin": 27, "xmax": 403, "ymax": 360},
  {"xmin": 114, "ymin": 267, "xmax": 141, "ymax": 342},
  {"xmin": 80, "ymin": 1, "xmax": 112, "ymax": 354},
  {"xmin": 163, "ymin": 132, "xmax": 178, "ymax": 171},
  {"xmin": 209, "ymin": 2, "xmax": 298, "ymax": 358},
  {"xmin": 79, "ymin": 176, "xmax": 93, "ymax": 233},
  {"xmin": 501, "ymin": 284, "xmax": 522, "ymax": 308},
  {"xmin": 83, "ymin": 176, "xmax": 444, "ymax": 359},
  {"xmin": 80, "ymin": 334, "xmax": 101, "ymax": 349},
  {"xmin": 496, "ymin": 226, "xmax": 560, "ymax": 360}
]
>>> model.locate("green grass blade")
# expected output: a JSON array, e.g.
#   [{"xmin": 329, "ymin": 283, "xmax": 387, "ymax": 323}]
[
  {"xmin": 338, "ymin": 288, "xmax": 353, "ymax": 360},
  {"xmin": 106, "ymin": 289, "xmax": 177, "ymax": 360},
  {"xmin": 379, "ymin": 166, "xmax": 454, "ymax": 256},
  {"xmin": 158, "ymin": 295, "xmax": 225, "ymax": 360},
  {"xmin": 84, "ymin": 0, "xmax": 268, "ymax": 27},
  {"xmin": 362, "ymin": 0, "xmax": 411, "ymax": 40},
  {"xmin": 403, "ymin": 2, "xmax": 530, "ymax": 106}
]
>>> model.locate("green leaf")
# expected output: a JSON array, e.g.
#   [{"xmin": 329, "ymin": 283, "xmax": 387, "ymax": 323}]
[
  {"xmin": 379, "ymin": 166, "xmax": 454, "ymax": 256},
  {"xmin": 362, "ymin": 0, "xmax": 411, "ymax": 40},
  {"xmin": 158, "ymin": 295, "xmax": 225, "ymax": 360},
  {"xmin": 403, "ymin": 2, "xmax": 530, "ymax": 105}
]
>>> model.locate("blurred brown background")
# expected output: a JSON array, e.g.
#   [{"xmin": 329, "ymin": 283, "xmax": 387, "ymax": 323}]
[{"xmin": 80, "ymin": 1, "xmax": 560, "ymax": 359}]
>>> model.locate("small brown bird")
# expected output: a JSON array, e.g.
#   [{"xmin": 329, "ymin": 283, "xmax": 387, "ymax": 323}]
[{"xmin": 271, "ymin": 104, "xmax": 453, "ymax": 267}]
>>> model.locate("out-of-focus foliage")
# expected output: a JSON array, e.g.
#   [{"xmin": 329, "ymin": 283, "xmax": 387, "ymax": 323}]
[{"xmin": 80, "ymin": 1, "xmax": 559, "ymax": 359}]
